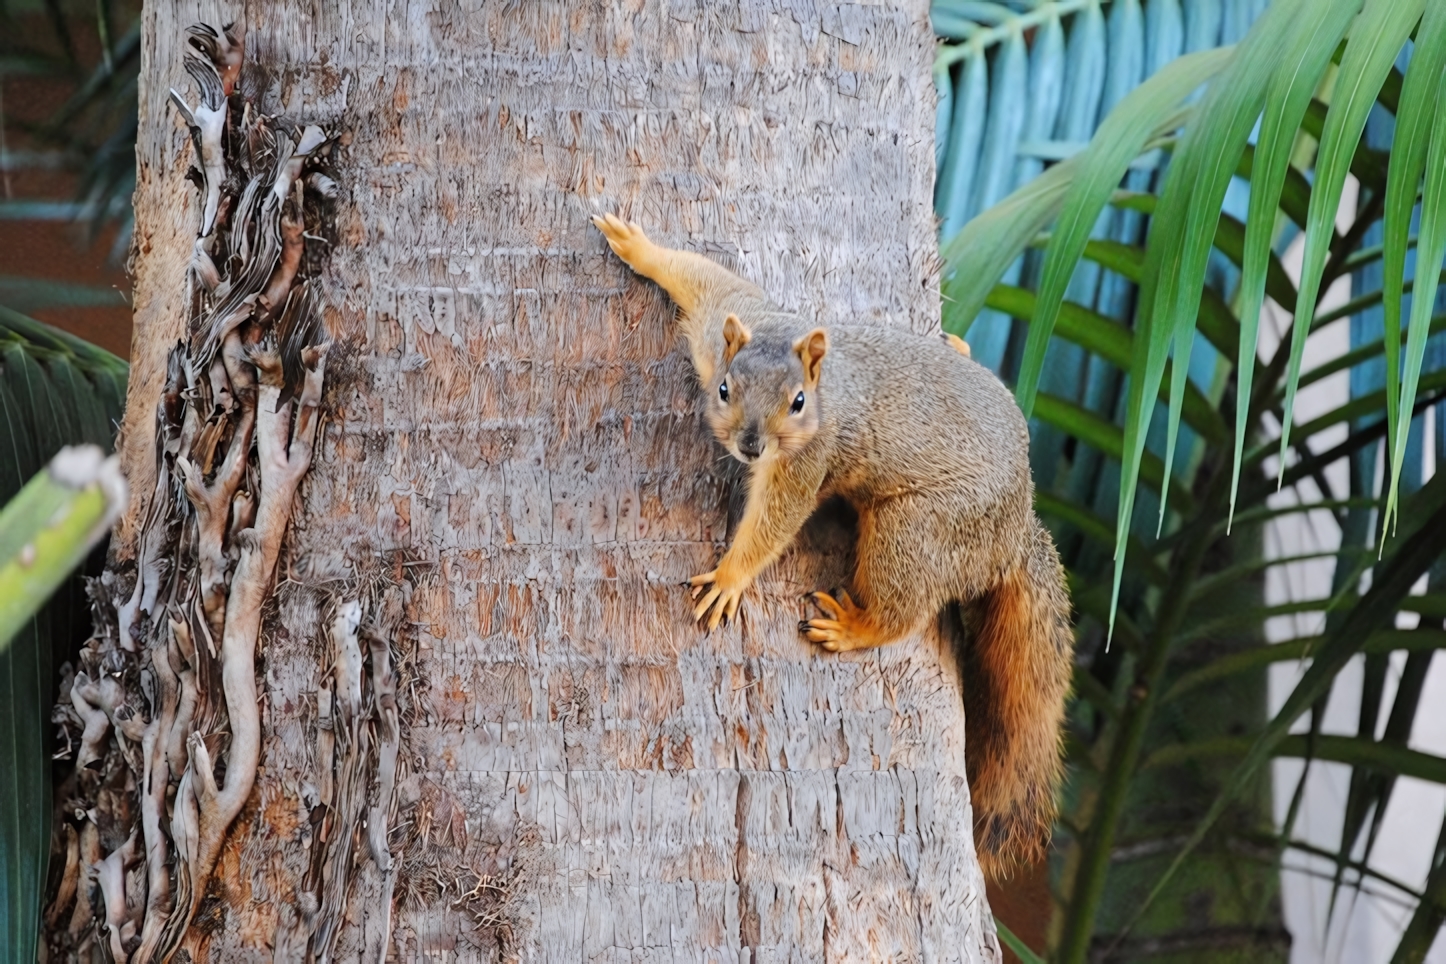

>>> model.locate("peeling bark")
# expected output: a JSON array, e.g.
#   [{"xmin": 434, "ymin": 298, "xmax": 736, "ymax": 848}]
[
  {"xmin": 46, "ymin": 16, "xmax": 338, "ymax": 963},
  {"xmin": 45, "ymin": 826, "xmax": 80, "ymax": 932},
  {"xmin": 51, "ymin": 2, "xmax": 997, "ymax": 961},
  {"xmin": 179, "ymin": 336, "xmax": 255, "ymax": 644},
  {"xmin": 70, "ymin": 671, "xmax": 113, "ymax": 770},
  {"xmin": 179, "ymin": 342, "xmax": 328, "ymax": 928},
  {"xmin": 259, "ymin": 185, "xmax": 306, "ymax": 320},
  {"xmin": 132, "ymin": 623, "xmax": 180, "ymax": 962},
  {"xmin": 68, "ymin": 818, "xmax": 100, "ymax": 948},
  {"xmin": 97, "ymin": 829, "xmax": 141, "ymax": 960}
]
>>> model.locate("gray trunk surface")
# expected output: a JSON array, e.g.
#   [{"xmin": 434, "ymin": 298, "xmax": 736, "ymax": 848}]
[{"xmin": 111, "ymin": 1, "xmax": 998, "ymax": 959}]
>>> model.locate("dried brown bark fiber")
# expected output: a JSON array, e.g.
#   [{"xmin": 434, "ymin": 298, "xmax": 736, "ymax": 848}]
[{"xmin": 51, "ymin": 2, "xmax": 1000, "ymax": 961}]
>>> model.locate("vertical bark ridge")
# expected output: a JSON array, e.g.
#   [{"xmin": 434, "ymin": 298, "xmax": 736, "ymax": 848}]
[{"xmin": 112, "ymin": 2, "xmax": 999, "ymax": 959}]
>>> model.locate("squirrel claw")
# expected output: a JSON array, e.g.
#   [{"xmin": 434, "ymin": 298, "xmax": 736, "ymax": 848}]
[
  {"xmin": 802, "ymin": 591, "xmax": 871, "ymax": 651},
  {"xmin": 692, "ymin": 586, "xmax": 721, "ymax": 623},
  {"xmin": 810, "ymin": 589, "xmax": 858, "ymax": 620},
  {"xmin": 688, "ymin": 568, "xmax": 745, "ymax": 633},
  {"xmin": 592, "ymin": 212, "xmax": 653, "ymax": 267},
  {"xmin": 801, "ymin": 617, "xmax": 860, "ymax": 653},
  {"xmin": 801, "ymin": 618, "xmax": 844, "ymax": 645}
]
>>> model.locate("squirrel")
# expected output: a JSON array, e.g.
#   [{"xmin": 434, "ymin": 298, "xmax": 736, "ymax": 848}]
[{"xmin": 592, "ymin": 212, "xmax": 1074, "ymax": 877}]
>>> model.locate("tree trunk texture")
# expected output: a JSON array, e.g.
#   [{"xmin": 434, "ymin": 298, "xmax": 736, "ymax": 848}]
[{"xmin": 82, "ymin": 1, "xmax": 999, "ymax": 959}]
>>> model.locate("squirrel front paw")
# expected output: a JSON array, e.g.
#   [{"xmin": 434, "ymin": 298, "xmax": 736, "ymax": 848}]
[
  {"xmin": 801, "ymin": 590, "xmax": 879, "ymax": 652},
  {"xmin": 591, "ymin": 212, "xmax": 656, "ymax": 273},
  {"xmin": 686, "ymin": 566, "xmax": 750, "ymax": 632}
]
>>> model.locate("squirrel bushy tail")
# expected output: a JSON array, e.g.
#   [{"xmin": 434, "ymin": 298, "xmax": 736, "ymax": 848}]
[{"xmin": 959, "ymin": 518, "xmax": 1073, "ymax": 878}]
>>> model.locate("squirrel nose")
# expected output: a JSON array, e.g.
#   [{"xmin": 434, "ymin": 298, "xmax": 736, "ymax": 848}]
[{"xmin": 738, "ymin": 432, "xmax": 762, "ymax": 460}]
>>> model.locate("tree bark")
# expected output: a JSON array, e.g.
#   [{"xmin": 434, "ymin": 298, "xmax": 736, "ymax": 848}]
[{"xmin": 92, "ymin": 1, "xmax": 998, "ymax": 959}]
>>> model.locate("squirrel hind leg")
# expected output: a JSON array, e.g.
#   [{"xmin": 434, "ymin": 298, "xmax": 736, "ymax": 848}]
[
  {"xmin": 801, "ymin": 501, "xmax": 936, "ymax": 652},
  {"xmin": 801, "ymin": 589, "xmax": 923, "ymax": 652},
  {"xmin": 961, "ymin": 521, "xmax": 1073, "ymax": 878}
]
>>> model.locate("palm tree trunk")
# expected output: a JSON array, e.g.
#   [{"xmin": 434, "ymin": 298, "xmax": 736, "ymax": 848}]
[{"xmin": 63, "ymin": 2, "xmax": 999, "ymax": 959}]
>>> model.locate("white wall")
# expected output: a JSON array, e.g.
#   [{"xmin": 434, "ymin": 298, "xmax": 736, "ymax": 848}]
[{"xmin": 1260, "ymin": 179, "xmax": 1446, "ymax": 962}]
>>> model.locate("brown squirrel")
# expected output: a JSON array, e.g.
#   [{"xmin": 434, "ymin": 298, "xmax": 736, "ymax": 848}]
[{"xmin": 592, "ymin": 213, "xmax": 1074, "ymax": 877}]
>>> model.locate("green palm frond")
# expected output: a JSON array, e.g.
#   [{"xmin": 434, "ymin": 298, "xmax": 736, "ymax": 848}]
[
  {"xmin": 0, "ymin": 307, "xmax": 127, "ymax": 964},
  {"xmin": 949, "ymin": 0, "xmax": 1444, "ymax": 640},
  {"xmin": 935, "ymin": 1, "xmax": 1446, "ymax": 961},
  {"xmin": 3, "ymin": 11, "xmax": 144, "ymax": 952}
]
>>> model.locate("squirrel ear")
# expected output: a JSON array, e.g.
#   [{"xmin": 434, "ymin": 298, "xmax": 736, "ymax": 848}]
[
  {"xmin": 722, "ymin": 314, "xmax": 752, "ymax": 365},
  {"xmin": 794, "ymin": 327, "xmax": 829, "ymax": 384}
]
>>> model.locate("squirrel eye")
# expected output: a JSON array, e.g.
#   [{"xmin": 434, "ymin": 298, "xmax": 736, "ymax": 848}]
[
  {"xmin": 790, "ymin": 391, "xmax": 806, "ymax": 414},
  {"xmin": 718, "ymin": 380, "xmax": 729, "ymax": 402}
]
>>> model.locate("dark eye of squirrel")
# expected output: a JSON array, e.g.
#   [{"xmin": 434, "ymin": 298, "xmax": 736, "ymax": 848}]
[
  {"xmin": 718, "ymin": 380, "xmax": 729, "ymax": 402},
  {"xmin": 790, "ymin": 391, "xmax": 806, "ymax": 414}
]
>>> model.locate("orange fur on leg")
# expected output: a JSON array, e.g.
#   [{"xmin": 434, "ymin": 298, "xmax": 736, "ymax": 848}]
[
  {"xmin": 800, "ymin": 590, "xmax": 904, "ymax": 651},
  {"xmin": 802, "ymin": 588, "xmax": 931, "ymax": 652}
]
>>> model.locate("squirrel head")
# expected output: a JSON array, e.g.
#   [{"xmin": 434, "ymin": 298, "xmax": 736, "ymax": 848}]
[{"xmin": 707, "ymin": 315, "xmax": 828, "ymax": 465}]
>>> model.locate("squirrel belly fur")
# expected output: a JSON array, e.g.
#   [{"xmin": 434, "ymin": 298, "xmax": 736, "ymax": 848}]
[{"xmin": 592, "ymin": 213, "xmax": 1074, "ymax": 878}]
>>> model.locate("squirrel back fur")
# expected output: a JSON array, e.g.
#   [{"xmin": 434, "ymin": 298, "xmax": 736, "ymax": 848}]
[{"xmin": 592, "ymin": 213, "xmax": 1074, "ymax": 877}]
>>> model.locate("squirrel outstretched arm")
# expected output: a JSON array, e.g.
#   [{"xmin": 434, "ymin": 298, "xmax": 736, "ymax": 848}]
[
  {"xmin": 593, "ymin": 212, "xmax": 772, "ymax": 387},
  {"xmin": 593, "ymin": 213, "xmax": 832, "ymax": 628},
  {"xmin": 593, "ymin": 213, "xmax": 1074, "ymax": 878},
  {"xmin": 687, "ymin": 453, "xmax": 828, "ymax": 628}
]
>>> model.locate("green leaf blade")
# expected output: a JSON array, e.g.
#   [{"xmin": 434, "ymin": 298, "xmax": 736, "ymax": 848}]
[
  {"xmin": 1230, "ymin": 0, "xmax": 1361, "ymax": 527},
  {"xmin": 1379, "ymin": 1, "xmax": 1446, "ymax": 485},
  {"xmin": 995, "ymin": 918, "xmax": 1047, "ymax": 964},
  {"xmin": 1017, "ymin": 46, "xmax": 1234, "ymax": 417},
  {"xmin": 937, "ymin": 50, "xmax": 990, "ymax": 240},
  {"xmin": 1126, "ymin": 469, "xmax": 1446, "ymax": 939},
  {"xmin": 1384, "ymin": 58, "xmax": 1446, "ymax": 531},
  {"xmin": 1156, "ymin": 0, "xmax": 1318, "ymax": 532},
  {"xmin": 1277, "ymin": 0, "xmax": 1426, "ymax": 487}
]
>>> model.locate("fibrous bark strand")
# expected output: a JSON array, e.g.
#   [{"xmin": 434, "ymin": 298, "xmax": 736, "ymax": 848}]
[{"xmin": 46, "ymin": 18, "xmax": 339, "ymax": 964}]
